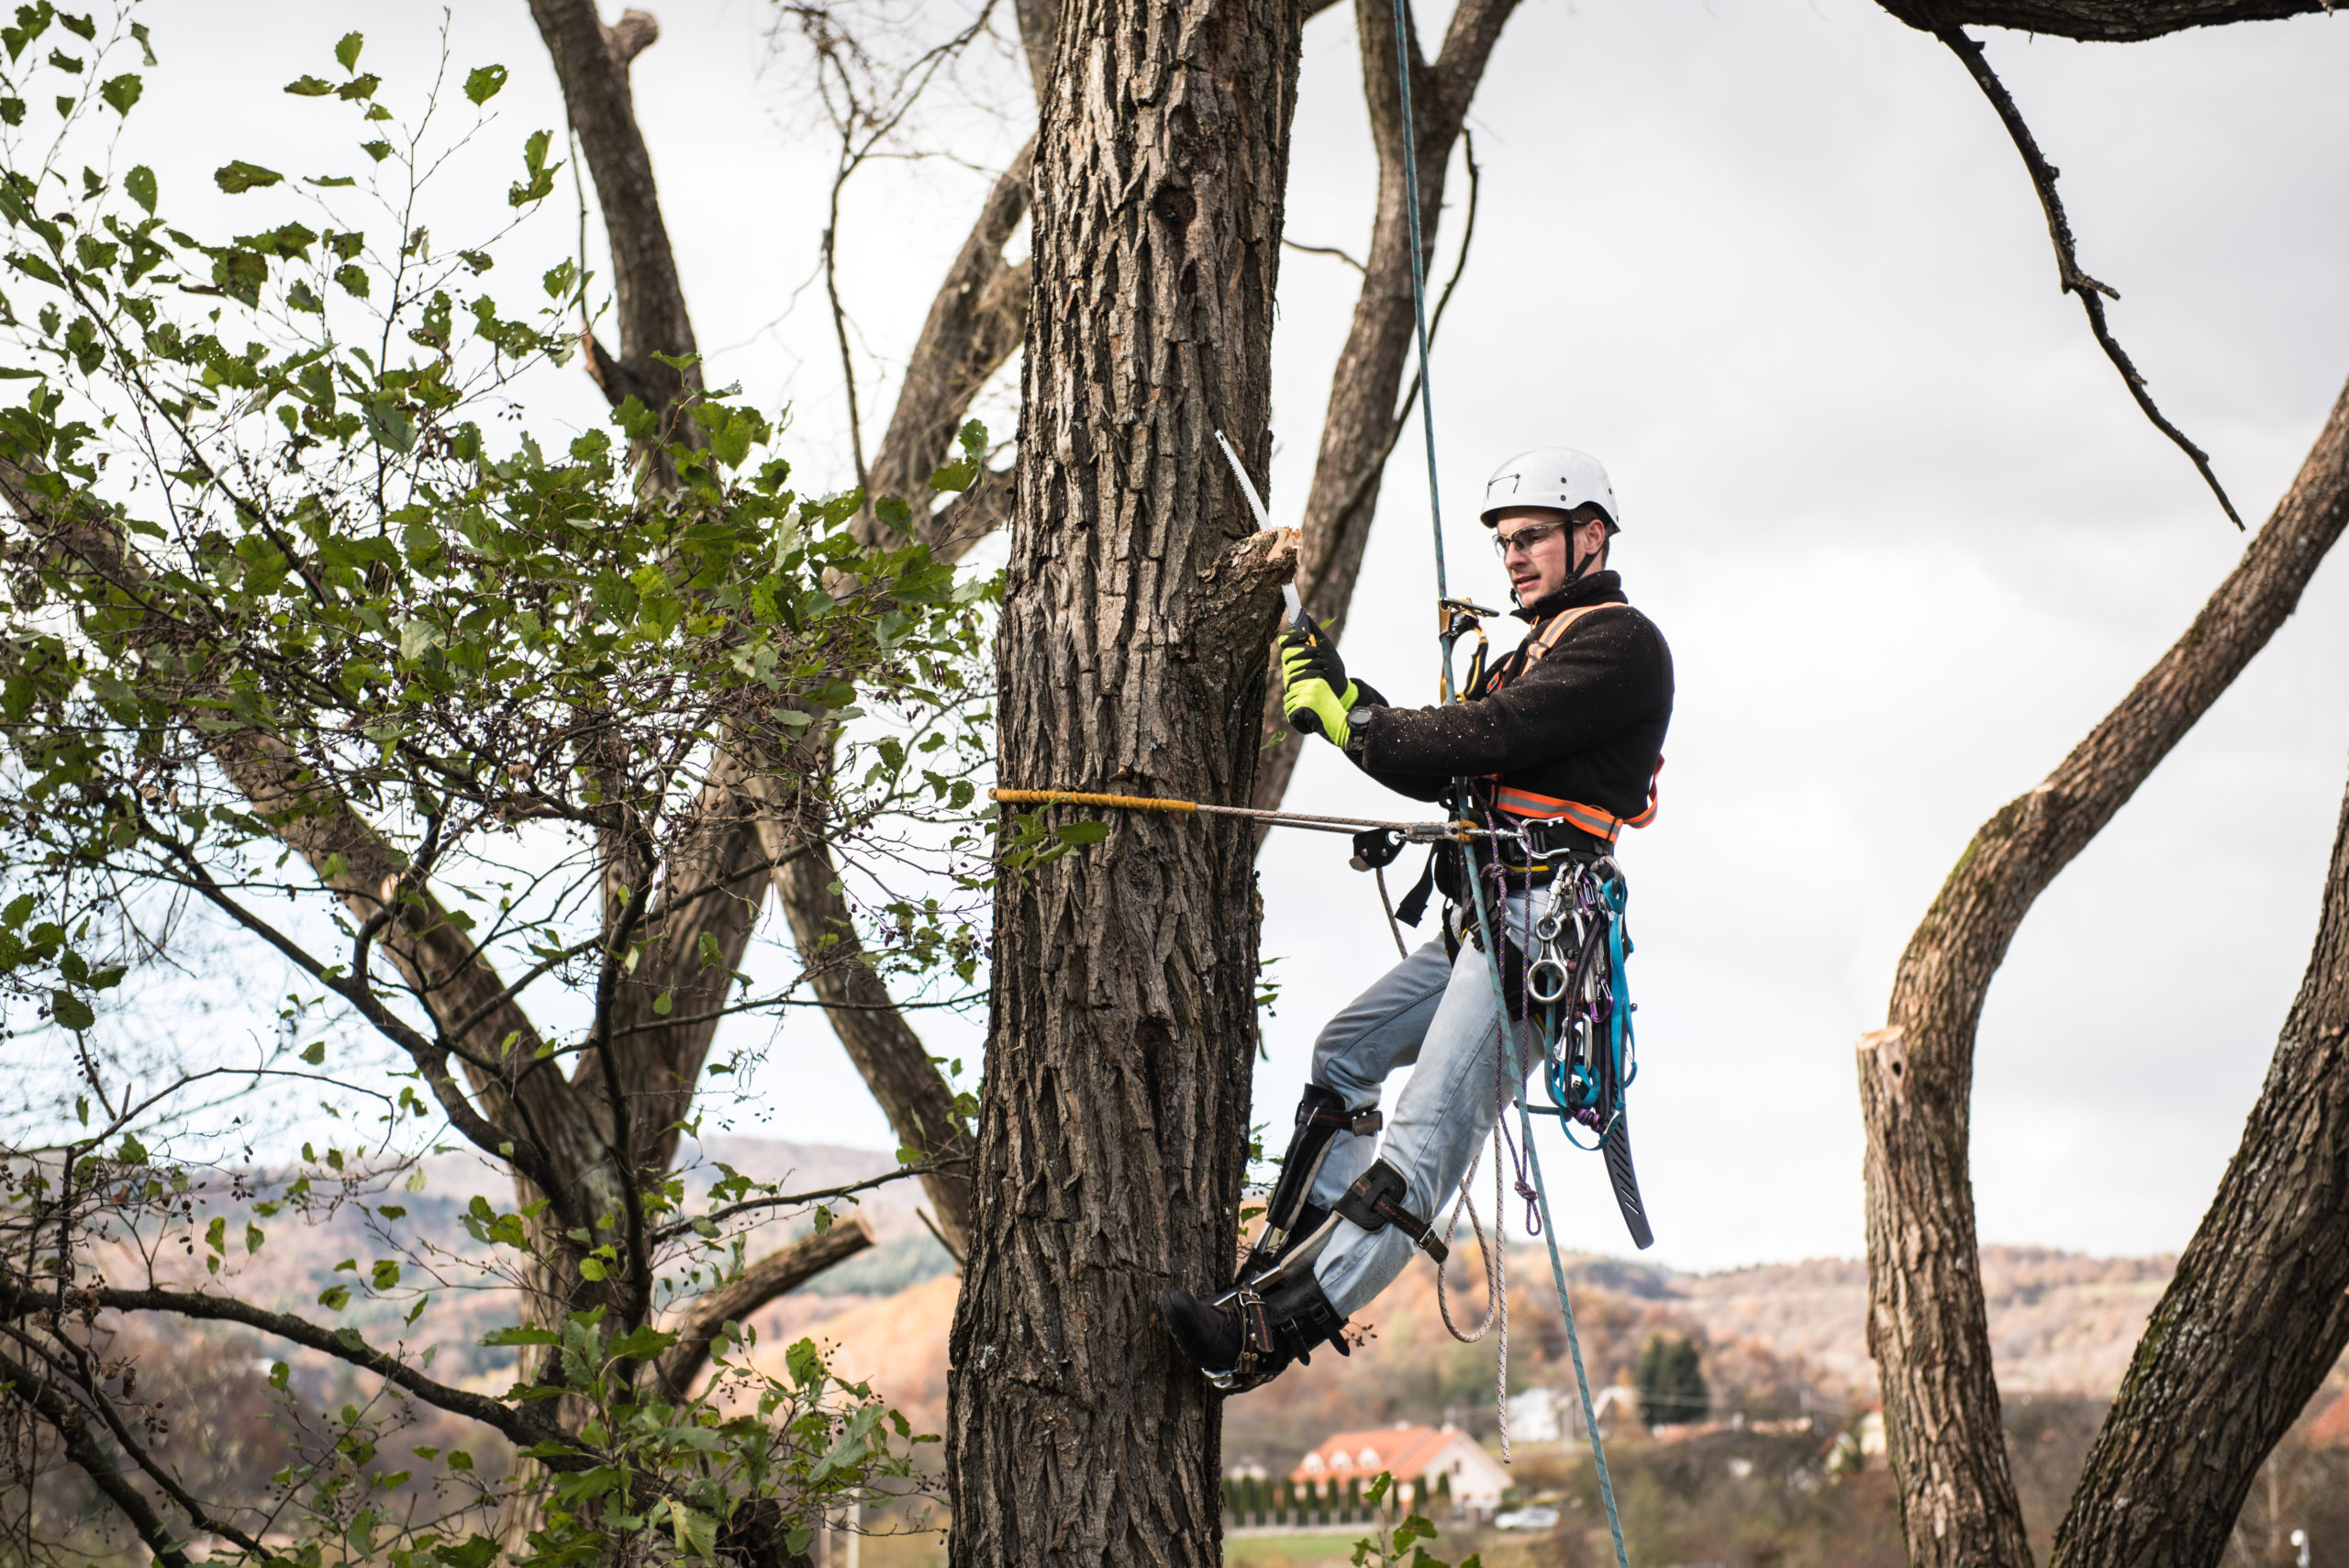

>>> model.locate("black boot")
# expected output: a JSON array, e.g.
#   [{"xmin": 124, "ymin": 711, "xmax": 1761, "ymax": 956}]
[{"xmin": 1158, "ymin": 1271, "xmax": 1350, "ymax": 1394}]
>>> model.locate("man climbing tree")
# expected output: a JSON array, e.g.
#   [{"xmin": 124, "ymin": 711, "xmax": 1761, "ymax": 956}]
[{"xmin": 1157, "ymin": 448, "xmax": 1673, "ymax": 1391}]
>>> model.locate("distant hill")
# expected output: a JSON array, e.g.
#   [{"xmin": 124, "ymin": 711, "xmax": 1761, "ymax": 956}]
[{"xmin": 138, "ymin": 1135, "xmax": 2200, "ymax": 1474}]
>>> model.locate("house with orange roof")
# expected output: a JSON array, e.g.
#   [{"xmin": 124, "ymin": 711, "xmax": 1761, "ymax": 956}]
[
  {"xmin": 1289, "ymin": 1422, "xmax": 1511, "ymax": 1517},
  {"xmin": 2306, "ymin": 1391, "xmax": 2349, "ymax": 1450}
]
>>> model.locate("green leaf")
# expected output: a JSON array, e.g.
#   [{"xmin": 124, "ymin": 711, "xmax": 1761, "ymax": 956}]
[
  {"xmin": 371, "ymin": 1260, "xmax": 400, "ymax": 1290},
  {"xmin": 651, "ymin": 990, "xmax": 674, "ymax": 1018},
  {"xmin": 245, "ymin": 1222, "xmax": 265, "ymax": 1254},
  {"xmin": 479, "ymin": 1326, "xmax": 560, "ymax": 1348},
  {"xmin": 299, "ymin": 1040, "xmax": 325, "ymax": 1065},
  {"xmin": 667, "ymin": 1501, "xmax": 718, "ymax": 1563},
  {"xmin": 606, "ymin": 1326, "xmax": 677, "ymax": 1362},
  {"xmin": 1054, "ymin": 820, "xmax": 1110, "ymax": 846},
  {"xmin": 317, "ymin": 1284, "xmax": 351, "ymax": 1311},
  {"xmin": 50, "ymin": 990, "xmax": 93, "ymax": 1031},
  {"xmin": 463, "ymin": 64, "xmax": 507, "ymax": 105},
  {"xmin": 123, "ymin": 163, "xmax": 153, "ymax": 213},
  {"xmin": 214, "ymin": 161, "xmax": 284, "ymax": 195},
  {"xmin": 360, "ymin": 139, "xmax": 392, "ymax": 164},
  {"xmin": 434, "ymin": 1535, "xmax": 497, "ymax": 1568},
  {"xmin": 335, "ymin": 32, "xmax": 364, "ymax": 71},
  {"xmin": 116, "ymin": 1134, "xmax": 147, "ymax": 1165},
  {"xmin": 576, "ymin": 1257, "xmax": 607, "ymax": 1282},
  {"xmin": 284, "ymin": 74, "xmax": 335, "ymax": 97},
  {"xmin": 97, "ymin": 73, "xmax": 139, "ymax": 116}
]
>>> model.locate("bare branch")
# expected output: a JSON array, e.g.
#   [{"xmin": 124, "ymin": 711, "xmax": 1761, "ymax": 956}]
[
  {"xmin": 859, "ymin": 139, "xmax": 1037, "ymax": 558},
  {"xmin": 1934, "ymin": 24, "xmax": 2243, "ymax": 528},
  {"xmin": 654, "ymin": 1215, "xmax": 877, "ymax": 1398},
  {"xmin": 762, "ymin": 833, "xmax": 974, "ymax": 1252},
  {"xmin": 0, "ymin": 1279, "xmax": 573, "ymax": 1456},
  {"xmin": 1877, "ymin": 0, "xmax": 2331, "ymax": 41},
  {"xmin": 0, "ymin": 1342, "xmax": 203, "ymax": 1568}
]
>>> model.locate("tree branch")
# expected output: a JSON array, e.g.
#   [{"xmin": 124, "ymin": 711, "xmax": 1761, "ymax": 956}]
[
  {"xmin": 654, "ymin": 1215, "xmax": 876, "ymax": 1398},
  {"xmin": 1858, "ymin": 370, "xmax": 2349, "ymax": 1566},
  {"xmin": 0, "ymin": 1278, "xmax": 573, "ymax": 1457},
  {"xmin": 529, "ymin": 0, "xmax": 704, "ymax": 431},
  {"xmin": 1877, "ymin": 0, "xmax": 2332, "ymax": 41},
  {"xmin": 0, "ymin": 1341, "xmax": 203, "ymax": 1568},
  {"xmin": 1933, "ymin": 24, "xmax": 2242, "ymax": 528},
  {"xmin": 2050, "ymin": 767, "xmax": 2349, "ymax": 1564},
  {"xmin": 761, "ymin": 834, "xmax": 975, "ymax": 1253},
  {"xmin": 858, "ymin": 139, "xmax": 1036, "ymax": 560}
]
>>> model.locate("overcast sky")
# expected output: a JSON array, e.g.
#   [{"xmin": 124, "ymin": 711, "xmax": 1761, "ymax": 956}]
[{"xmin": 150, "ymin": 2, "xmax": 2349, "ymax": 1273}]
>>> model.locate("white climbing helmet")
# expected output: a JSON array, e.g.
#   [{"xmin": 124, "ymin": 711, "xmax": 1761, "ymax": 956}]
[{"xmin": 1478, "ymin": 447, "xmax": 1620, "ymax": 532}]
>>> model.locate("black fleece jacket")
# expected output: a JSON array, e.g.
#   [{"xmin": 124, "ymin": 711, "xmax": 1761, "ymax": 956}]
[{"xmin": 1341, "ymin": 571, "xmax": 1675, "ymax": 826}]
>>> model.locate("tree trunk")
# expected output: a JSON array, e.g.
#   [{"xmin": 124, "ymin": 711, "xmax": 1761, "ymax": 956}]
[
  {"xmin": 1858, "ymin": 373, "xmax": 2349, "ymax": 1567},
  {"xmin": 944, "ymin": 0, "xmax": 1308, "ymax": 1556},
  {"xmin": 2048, "ymin": 767, "xmax": 2349, "ymax": 1563}
]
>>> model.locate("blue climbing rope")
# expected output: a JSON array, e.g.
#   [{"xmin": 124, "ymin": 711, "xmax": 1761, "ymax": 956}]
[
  {"xmin": 1388, "ymin": 0, "xmax": 1454, "ymax": 698},
  {"xmin": 1381, "ymin": 0, "xmax": 1634, "ymax": 1557}
]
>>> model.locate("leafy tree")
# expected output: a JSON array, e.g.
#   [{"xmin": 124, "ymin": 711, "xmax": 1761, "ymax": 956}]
[{"xmin": 0, "ymin": 12, "xmax": 991, "ymax": 1563}]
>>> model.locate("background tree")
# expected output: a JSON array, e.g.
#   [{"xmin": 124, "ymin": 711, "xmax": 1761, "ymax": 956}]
[
  {"xmin": 1851, "ymin": 6, "xmax": 2349, "ymax": 1562},
  {"xmin": 0, "ymin": 16, "xmax": 988, "ymax": 1563}
]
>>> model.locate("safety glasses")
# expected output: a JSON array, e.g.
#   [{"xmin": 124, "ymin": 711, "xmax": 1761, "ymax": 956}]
[{"xmin": 1492, "ymin": 521, "xmax": 1564, "ymax": 558}]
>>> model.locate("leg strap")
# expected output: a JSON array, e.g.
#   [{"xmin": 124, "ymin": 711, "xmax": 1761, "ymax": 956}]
[
  {"xmin": 1332, "ymin": 1158, "xmax": 1450, "ymax": 1265},
  {"xmin": 1243, "ymin": 1086, "xmax": 1383, "ymax": 1283}
]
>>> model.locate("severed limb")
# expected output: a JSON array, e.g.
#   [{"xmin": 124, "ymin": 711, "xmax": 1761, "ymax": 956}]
[{"xmin": 1933, "ymin": 23, "xmax": 2243, "ymax": 528}]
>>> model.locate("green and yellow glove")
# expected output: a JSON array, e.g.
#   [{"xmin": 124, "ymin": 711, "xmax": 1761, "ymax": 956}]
[{"xmin": 1279, "ymin": 626, "xmax": 1358, "ymax": 747}]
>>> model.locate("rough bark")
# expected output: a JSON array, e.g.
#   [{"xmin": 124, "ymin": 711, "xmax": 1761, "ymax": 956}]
[
  {"xmin": 1250, "ymin": 0, "xmax": 1520, "ymax": 814},
  {"xmin": 1858, "ymin": 373, "xmax": 2349, "ymax": 1566},
  {"xmin": 656, "ymin": 1215, "xmax": 878, "ymax": 1398},
  {"xmin": 2049, "ymin": 771, "xmax": 2349, "ymax": 1565},
  {"xmin": 1874, "ymin": 0, "xmax": 2332, "ymax": 41},
  {"xmin": 944, "ymin": 0, "xmax": 1308, "ymax": 1553}
]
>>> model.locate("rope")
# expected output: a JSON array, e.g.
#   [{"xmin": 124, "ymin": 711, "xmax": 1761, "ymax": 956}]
[
  {"xmin": 1419, "ymin": 1131, "xmax": 1494, "ymax": 1342},
  {"xmin": 1373, "ymin": 865, "xmax": 1409, "ymax": 959},
  {"xmin": 1387, "ymin": 0, "xmax": 1452, "ymax": 695}
]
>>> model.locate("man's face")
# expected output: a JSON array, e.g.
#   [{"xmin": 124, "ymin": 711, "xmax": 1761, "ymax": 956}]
[{"xmin": 1492, "ymin": 506, "xmax": 1607, "ymax": 605}]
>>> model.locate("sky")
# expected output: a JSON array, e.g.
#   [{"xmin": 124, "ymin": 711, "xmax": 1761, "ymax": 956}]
[{"xmin": 128, "ymin": 2, "xmax": 2349, "ymax": 1274}]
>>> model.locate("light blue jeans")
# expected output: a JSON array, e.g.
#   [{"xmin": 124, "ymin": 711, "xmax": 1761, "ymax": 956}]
[{"xmin": 1302, "ymin": 894, "xmax": 1534, "ymax": 1318}]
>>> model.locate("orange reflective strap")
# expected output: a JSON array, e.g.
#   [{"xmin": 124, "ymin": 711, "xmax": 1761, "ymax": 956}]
[{"xmin": 1487, "ymin": 757, "xmax": 1663, "ymax": 841}]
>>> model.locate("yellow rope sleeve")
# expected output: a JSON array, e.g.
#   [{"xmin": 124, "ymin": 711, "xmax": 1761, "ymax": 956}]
[{"xmin": 990, "ymin": 788, "xmax": 1200, "ymax": 815}]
